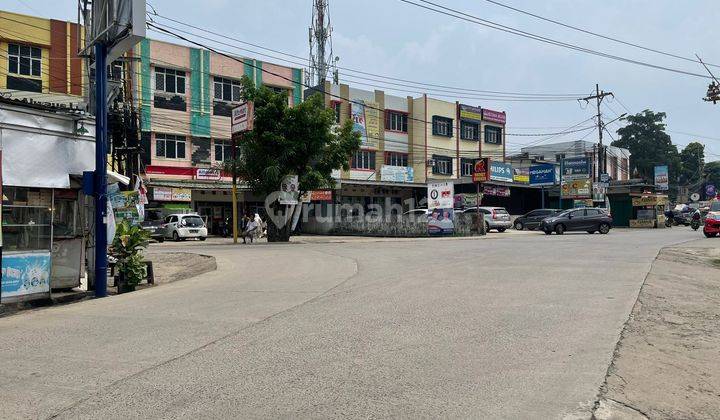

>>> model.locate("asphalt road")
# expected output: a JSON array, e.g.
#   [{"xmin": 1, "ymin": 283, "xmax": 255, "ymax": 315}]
[{"xmin": 0, "ymin": 228, "xmax": 704, "ymax": 419}]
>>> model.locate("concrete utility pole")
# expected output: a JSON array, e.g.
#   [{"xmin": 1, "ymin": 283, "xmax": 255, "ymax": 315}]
[{"xmin": 582, "ymin": 84, "xmax": 614, "ymax": 175}]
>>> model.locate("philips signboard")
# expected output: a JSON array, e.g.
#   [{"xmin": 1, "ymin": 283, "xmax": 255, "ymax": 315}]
[
  {"xmin": 562, "ymin": 157, "xmax": 590, "ymax": 179},
  {"xmin": 490, "ymin": 161, "xmax": 514, "ymax": 182},
  {"xmin": 529, "ymin": 164, "xmax": 555, "ymax": 186}
]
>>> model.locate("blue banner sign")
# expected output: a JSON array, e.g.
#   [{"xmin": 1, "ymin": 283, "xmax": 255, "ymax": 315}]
[
  {"xmin": 529, "ymin": 164, "xmax": 556, "ymax": 186},
  {"xmin": 1, "ymin": 252, "xmax": 51, "ymax": 300},
  {"xmin": 490, "ymin": 161, "xmax": 514, "ymax": 182},
  {"xmin": 562, "ymin": 157, "xmax": 591, "ymax": 179}
]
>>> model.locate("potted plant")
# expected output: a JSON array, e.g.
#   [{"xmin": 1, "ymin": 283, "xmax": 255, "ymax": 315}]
[{"xmin": 110, "ymin": 220, "xmax": 151, "ymax": 293}]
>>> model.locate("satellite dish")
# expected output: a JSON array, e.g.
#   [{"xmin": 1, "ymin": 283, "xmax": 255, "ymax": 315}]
[{"xmin": 690, "ymin": 193, "xmax": 700, "ymax": 202}]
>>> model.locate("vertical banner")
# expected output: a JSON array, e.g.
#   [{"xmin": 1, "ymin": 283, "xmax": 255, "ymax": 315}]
[
  {"xmin": 427, "ymin": 182, "xmax": 455, "ymax": 235},
  {"xmin": 351, "ymin": 101, "xmax": 368, "ymax": 145},
  {"xmin": 654, "ymin": 165, "xmax": 669, "ymax": 191}
]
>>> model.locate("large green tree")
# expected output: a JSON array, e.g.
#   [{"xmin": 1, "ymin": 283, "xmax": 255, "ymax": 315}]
[
  {"xmin": 611, "ymin": 110, "xmax": 680, "ymax": 184},
  {"xmin": 679, "ymin": 142, "xmax": 705, "ymax": 186},
  {"xmin": 224, "ymin": 77, "xmax": 360, "ymax": 242},
  {"xmin": 704, "ymin": 161, "xmax": 720, "ymax": 191}
]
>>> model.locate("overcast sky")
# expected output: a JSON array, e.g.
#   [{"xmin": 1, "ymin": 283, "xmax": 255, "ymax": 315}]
[{"xmin": 9, "ymin": 0, "xmax": 720, "ymax": 159}]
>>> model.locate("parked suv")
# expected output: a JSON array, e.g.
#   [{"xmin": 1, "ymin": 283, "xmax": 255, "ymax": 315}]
[
  {"xmin": 539, "ymin": 208, "xmax": 613, "ymax": 235},
  {"xmin": 513, "ymin": 208, "xmax": 560, "ymax": 231},
  {"xmin": 162, "ymin": 213, "xmax": 208, "ymax": 241},
  {"xmin": 460, "ymin": 206, "xmax": 512, "ymax": 232}
]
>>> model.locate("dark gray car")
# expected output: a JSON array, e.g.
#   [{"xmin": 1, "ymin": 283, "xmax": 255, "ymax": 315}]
[
  {"xmin": 539, "ymin": 208, "xmax": 613, "ymax": 235},
  {"xmin": 513, "ymin": 208, "xmax": 560, "ymax": 230}
]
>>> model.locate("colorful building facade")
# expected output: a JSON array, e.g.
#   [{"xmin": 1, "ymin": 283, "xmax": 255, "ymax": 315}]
[
  {"xmin": 131, "ymin": 38, "xmax": 304, "ymax": 231},
  {"xmin": 0, "ymin": 10, "xmax": 85, "ymax": 105}
]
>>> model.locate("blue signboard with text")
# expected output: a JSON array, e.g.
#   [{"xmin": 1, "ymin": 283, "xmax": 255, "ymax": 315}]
[
  {"xmin": 1, "ymin": 252, "xmax": 51, "ymax": 300},
  {"xmin": 490, "ymin": 161, "xmax": 514, "ymax": 182},
  {"xmin": 529, "ymin": 164, "xmax": 556, "ymax": 186},
  {"xmin": 562, "ymin": 157, "xmax": 591, "ymax": 179}
]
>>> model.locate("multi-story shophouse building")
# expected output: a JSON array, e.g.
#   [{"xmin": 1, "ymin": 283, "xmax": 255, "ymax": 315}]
[
  {"xmin": 313, "ymin": 82, "xmax": 508, "ymax": 215},
  {"xmin": 131, "ymin": 38, "xmax": 304, "ymax": 234},
  {"xmin": 0, "ymin": 10, "xmax": 86, "ymax": 105}
]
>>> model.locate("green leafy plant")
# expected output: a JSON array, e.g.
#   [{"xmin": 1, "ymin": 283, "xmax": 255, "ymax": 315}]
[{"xmin": 110, "ymin": 220, "xmax": 151, "ymax": 287}]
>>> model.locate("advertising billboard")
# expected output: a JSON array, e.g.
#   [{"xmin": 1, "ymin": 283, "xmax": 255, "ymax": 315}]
[
  {"xmin": 482, "ymin": 108, "xmax": 506, "ymax": 124},
  {"xmin": 472, "ymin": 158, "xmax": 490, "ymax": 183},
  {"xmin": 562, "ymin": 157, "xmax": 591, "ymax": 179},
  {"xmin": 561, "ymin": 178, "xmax": 592, "ymax": 199},
  {"xmin": 1, "ymin": 252, "xmax": 51, "ymax": 300},
  {"xmin": 654, "ymin": 165, "xmax": 669, "ymax": 191},
  {"xmin": 529, "ymin": 164, "xmax": 555, "ymax": 186},
  {"xmin": 490, "ymin": 161, "xmax": 513, "ymax": 183},
  {"xmin": 231, "ymin": 102, "xmax": 254, "ymax": 134},
  {"xmin": 459, "ymin": 104, "xmax": 483, "ymax": 123},
  {"xmin": 428, "ymin": 182, "xmax": 454, "ymax": 209}
]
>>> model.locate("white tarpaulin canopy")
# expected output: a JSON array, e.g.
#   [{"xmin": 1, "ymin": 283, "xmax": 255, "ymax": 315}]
[
  {"xmin": 1, "ymin": 129, "xmax": 95, "ymax": 189},
  {"xmin": 0, "ymin": 103, "xmax": 95, "ymax": 189}
]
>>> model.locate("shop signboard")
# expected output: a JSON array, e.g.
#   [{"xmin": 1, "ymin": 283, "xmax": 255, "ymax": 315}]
[
  {"xmin": 171, "ymin": 188, "xmax": 192, "ymax": 202},
  {"xmin": 490, "ymin": 161, "xmax": 513, "ymax": 183},
  {"xmin": 472, "ymin": 158, "xmax": 490, "ymax": 183},
  {"xmin": 196, "ymin": 168, "xmax": 221, "ymax": 180},
  {"xmin": 380, "ymin": 165, "xmax": 414, "ymax": 183},
  {"xmin": 631, "ymin": 195, "xmax": 668, "ymax": 206},
  {"xmin": 454, "ymin": 193, "xmax": 481, "ymax": 209},
  {"xmin": 630, "ymin": 219, "xmax": 656, "ymax": 228},
  {"xmin": 483, "ymin": 185, "xmax": 511, "ymax": 197},
  {"xmin": 428, "ymin": 181, "xmax": 454, "ymax": 210},
  {"xmin": 482, "ymin": 108, "xmax": 506, "ymax": 124},
  {"xmin": 706, "ymin": 184, "xmax": 716, "ymax": 199},
  {"xmin": 310, "ymin": 190, "xmax": 333, "ymax": 202},
  {"xmin": 153, "ymin": 187, "xmax": 173, "ymax": 201},
  {"xmin": 1, "ymin": 252, "xmax": 51, "ymax": 300},
  {"xmin": 529, "ymin": 164, "xmax": 555, "ymax": 186},
  {"xmin": 562, "ymin": 157, "xmax": 591, "ymax": 179},
  {"xmin": 513, "ymin": 167, "xmax": 529, "ymax": 183},
  {"xmin": 279, "ymin": 175, "xmax": 299, "ymax": 205},
  {"xmin": 654, "ymin": 165, "xmax": 669, "ymax": 191},
  {"xmin": 561, "ymin": 178, "xmax": 592, "ymax": 199},
  {"xmin": 231, "ymin": 101, "xmax": 254, "ymax": 134},
  {"xmin": 459, "ymin": 104, "xmax": 483, "ymax": 123}
]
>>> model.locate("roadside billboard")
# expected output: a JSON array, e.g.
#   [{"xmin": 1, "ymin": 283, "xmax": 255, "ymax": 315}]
[
  {"xmin": 490, "ymin": 161, "xmax": 513, "ymax": 183},
  {"xmin": 654, "ymin": 165, "xmax": 669, "ymax": 191},
  {"xmin": 562, "ymin": 157, "xmax": 591, "ymax": 179},
  {"xmin": 428, "ymin": 182, "xmax": 454, "ymax": 209},
  {"xmin": 561, "ymin": 178, "xmax": 592, "ymax": 199},
  {"xmin": 529, "ymin": 164, "xmax": 555, "ymax": 186},
  {"xmin": 472, "ymin": 158, "xmax": 490, "ymax": 183}
]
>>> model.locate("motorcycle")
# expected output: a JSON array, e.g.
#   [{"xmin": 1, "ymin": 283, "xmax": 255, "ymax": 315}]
[
  {"xmin": 691, "ymin": 210, "xmax": 702, "ymax": 231},
  {"xmin": 664, "ymin": 210, "xmax": 674, "ymax": 228}
]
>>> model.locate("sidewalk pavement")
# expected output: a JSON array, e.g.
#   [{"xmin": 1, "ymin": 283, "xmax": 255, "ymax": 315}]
[{"xmin": 594, "ymin": 238, "xmax": 720, "ymax": 419}]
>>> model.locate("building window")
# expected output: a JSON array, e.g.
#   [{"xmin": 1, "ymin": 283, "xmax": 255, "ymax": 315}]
[
  {"xmin": 267, "ymin": 86, "xmax": 288, "ymax": 96},
  {"xmin": 385, "ymin": 111, "xmax": 408, "ymax": 133},
  {"xmin": 331, "ymin": 101, "xmax": 342, "ymax": 124},
  {"xmin": 385, "ymin": 152, "xmax": 408, "ymax": 167},
  {"xmin": 155, "ymin": 67, "xmax": 186, "ymax": 95},
  {"xmin": 555, "ymin": 153, "xmax": 565, "ymax": 162},
  {"xmin": 214, "ymin": 76, "xmax": 242, "ymax": 102},
  {"xmin": 432, "ymin": 116, "xmax": 453, "ymax": 137},
  {"xmin": 109, "ymin": 61, "xmax": 124, "ymax": 81},
  {"xmin": 432, "ymin": 155, "xmax": 453, "ymax": 175},
  {"xmin": 351, "ymin": 150, "xmax": 376, "ymax": 170},
  {"xmin": 484, "ymin": 125, "xmax": 502, "ymax": 144},
  {"xmin": 214, "ymin": 140, "xmax": 234, "ymax": 162},
  {"xmin": 461, "ymin": 121, "xmax": 479, "ymax": 140},
  {"xmin": 8, "ymin": 43, "xmax": 41, "ymax": 77},
  {"xmin": 460, "ymin": 158, "xmax": 476, "ymax": 176},
  {"xmin": 156, "ymin": 134, "xmax": 186, "ymax": 159}
]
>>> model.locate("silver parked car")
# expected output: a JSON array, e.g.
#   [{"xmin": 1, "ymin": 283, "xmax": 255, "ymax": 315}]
[
  {"xmin": 162, "ymin": 213, "xmax": 208, "ymax": 241},
  {"xmin": 459, "ymin": 206, "xmax": 512, "ymax": 232}
]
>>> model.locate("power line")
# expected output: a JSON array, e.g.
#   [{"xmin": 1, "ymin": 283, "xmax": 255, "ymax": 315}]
[
  {"xmin": 398, "ymin": 0, "xmax": 711, "ymax": 79},
  {"xmin": 146, "ymin": 11, "xmax": 587, "ymax": 98},
  {"xmin": 481, "ymin": 0, "xmax": 720, "ymax": 69}
]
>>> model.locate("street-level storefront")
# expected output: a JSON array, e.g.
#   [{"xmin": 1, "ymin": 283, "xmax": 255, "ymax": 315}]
[{"xmin": 1, "ymin": 99, "xmax": 95, "ymax": 302}]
